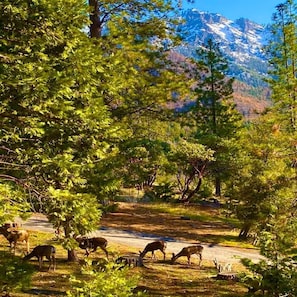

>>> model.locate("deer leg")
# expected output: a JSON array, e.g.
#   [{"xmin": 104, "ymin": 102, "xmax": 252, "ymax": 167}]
[
  {"xmin": 38, "ymin": 256, "xmax": 43, "ymax": 270},
  {"xmin": 151, "ymin": 251, "xmax": 155, "ymax": 259},
  {"xmin": 53, "ymin": 256, "xmax": 56, "ymax": 271},
  {"xmin": 198, "ymin": 253, "xmax": 202, "ymax": 266},
  {"xmin": 100, "ymin": 247, "xmax": 109, "ymax": 258},
  {"xmin": 187, "ymin": 255, "xmax": 191, "ymax": 265},
  {"xmin": 48, "ymin": 256, "xmax": 55, "ymax": 271}
]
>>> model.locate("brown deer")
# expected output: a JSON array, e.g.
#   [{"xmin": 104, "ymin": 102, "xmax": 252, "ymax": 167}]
[
  {"xmin": 139, "ymin": 240, "xmax": 167, "ymax": 260},
  {"xmin": 76, "ymin": 236, "xmax": 108, "ymax": 258},
  {"xmin": 0, "ymin": 224, "xmax": 30, "ymax": 254},
  {"xmin": 23, "ymin": 245, "xmax": 56, "ymax": 271},
  {"xmin": 171, "ymin": 245, "xmax": 203, "ymax": 266}
]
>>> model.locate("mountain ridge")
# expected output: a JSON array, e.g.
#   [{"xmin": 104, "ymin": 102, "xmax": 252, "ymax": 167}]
[{"xmin": 174, "ymin": 9, "xmax": 272, "ymax": 116}]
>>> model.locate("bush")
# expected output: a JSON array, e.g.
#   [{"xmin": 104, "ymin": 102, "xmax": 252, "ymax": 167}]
[
  {"xmin": 240, "ymin": 257, "xmax": 297, "ymax": 296},
  {"xmin": 0, "ymin": 252, "xmax": 35, "ymax": 295},
  {"xmin": 142, "ymin": 183, "xmax": 175, "ymax": 202},
  {"xmin": 67, "ymin": 260, "xmax": 146, "ymax": 297}
]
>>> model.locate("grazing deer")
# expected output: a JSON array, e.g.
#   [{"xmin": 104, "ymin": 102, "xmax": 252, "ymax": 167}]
[
  {"xmin": 116, "ymin": 254, "xmax": 143, "ymax": 268},
  {"xmin": 139, "ymin": 240, "xmax": 166, "ymax": 260},
  {"xmin": 171, "ymin": 245, "xmax": 203, "ymax": 266},
  {"xmin": 76, "ymin": 236, "xmax": 108, "ymax": 258},
  {"xmin": 0, "ymin": 224, "xmax": 30, "ymax": 254},
  {"xmin": 23, "ymin": 245, "xmax": 56, "ymax": 271}
]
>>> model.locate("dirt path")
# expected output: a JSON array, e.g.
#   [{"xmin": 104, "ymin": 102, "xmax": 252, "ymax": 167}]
[{"xmin": 22, "ymin": 213, "xmax": 263, "ymax": 264}]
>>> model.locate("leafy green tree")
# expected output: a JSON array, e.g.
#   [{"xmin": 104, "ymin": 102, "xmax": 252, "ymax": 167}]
[
  {"xmin": 0, "ymin": 184, "xmax": 30, "ymax": 224},
  {"xmin": 46, "ymin": 188, "xmax": 102, "ymax": 261},
  {"xmin": 190, "ymin": 39, "xmax": 243, "ymax": 196},
  {"xmin": 0, "ymin": 0, "xmax": 119, "ymax": 260},
  {"xmin": 0, "ymin": 0, "xmax": 192, "ymax": 260},
  {"xmin": 84, "ymin": 0, "xmax": 193, "ymax": 198},
  {"xmin": 227, "ymin": 116, "xmax": 296, "ymax": 238}
]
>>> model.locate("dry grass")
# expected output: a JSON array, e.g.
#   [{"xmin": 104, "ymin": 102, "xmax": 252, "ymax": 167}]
[{"xmin": 0, "ymin": 202, "xmax": 251, "ymax": 297}]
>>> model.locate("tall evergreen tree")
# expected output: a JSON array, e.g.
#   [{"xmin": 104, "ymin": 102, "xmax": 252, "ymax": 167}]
[
  {"xmin": 238, "ymin": 2, "xmax": 297, "ymax": 293},
  {"xmin": 267, "ymin": 0, "xmax": 297, "ymax": 132},
  {"xmin": 190, "ymin": 39, "xmax": 242, "ymax": 196}
]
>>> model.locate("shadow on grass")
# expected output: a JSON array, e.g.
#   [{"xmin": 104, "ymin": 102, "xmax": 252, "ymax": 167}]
[{"xmin": 23, "ymin": 289, "xmax": 66, "ymax": 295}]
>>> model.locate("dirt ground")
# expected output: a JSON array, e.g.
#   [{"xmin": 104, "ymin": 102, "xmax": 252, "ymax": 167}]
[{"xmin": 100, "ymin": 202, "xmax": 235, "ymax": 244}]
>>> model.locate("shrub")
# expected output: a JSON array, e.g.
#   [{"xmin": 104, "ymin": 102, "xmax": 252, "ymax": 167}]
[
  {"xmin": 67, "ymin": 260, "xmax": 146, "ymax": 297},
  {"xmin": 0, "ymin": 252, "xmax": 35, "ymax": 295}
]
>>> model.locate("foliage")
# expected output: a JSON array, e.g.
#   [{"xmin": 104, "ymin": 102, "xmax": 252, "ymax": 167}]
[
  {"xmin": 186, "ymin": 39, "xmax": 243, "ymax": 196},
  {"xmin": 0, "ymin": 252, "xmax": 35, "ymax": 294},
  {"xmin": 45, "ymin": 187, "xmax": 102, "ymax": 260},
  {"xmin": 0, "ymin": 0, "xmax": 120, "ymax": 202},
  {"xmin": 169, "ymin": 139, "xmax": 214, "ymax": 202},
  {"xmin": 0, "ymin": 0, "xmax": 124, "ymax": 262},
  {"xmin": 142, "ymin": 182, "xmax": 176, "ymax": 202},
  {"xmin": 67, "ymin": 260, "xmax": 145, "ymax": 297},
  {"xmin": 227, "ymin": 116, "xmax": 296, "ymax": 237},
  {"xmin": 240, "ymin": 257, "xmax": 297, "ymax": 296},
  {"xmin": 237, "ymin": 3, "xmax": 297, "ymax": 294},
  {"xmin": 266, "ymin": 0, "xmax": 297, "ymax": 132},
  {"xmin": 46, "ymin": 187, "xmax": 101, "ymax": 236},
  {"xmin": 0, "ymin": 183, "xmax": 30, "ymax": 225}
]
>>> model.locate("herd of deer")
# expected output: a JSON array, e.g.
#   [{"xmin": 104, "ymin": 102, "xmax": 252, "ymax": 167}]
[{"xmin": 0, "ymin": 222, "xmax": 231, "ymax": 273}]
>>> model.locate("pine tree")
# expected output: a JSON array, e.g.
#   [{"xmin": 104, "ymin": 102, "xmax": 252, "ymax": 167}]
[
  {"xmin": 190, "ymin": 39, "xmax": 242, "ymax": 196},
  {"xmin": 267, "ymin": 0, "xmax": 297, "ymax": 132}
]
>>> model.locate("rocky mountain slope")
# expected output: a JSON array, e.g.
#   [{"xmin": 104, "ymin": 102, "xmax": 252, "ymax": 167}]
[{"xmin": 174, "ymin": 9, "xmax": 272, "ymax": 115}]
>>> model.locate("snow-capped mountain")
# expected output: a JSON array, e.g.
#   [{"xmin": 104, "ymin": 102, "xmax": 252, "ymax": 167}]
[{"xmin": 176, "ymin": 9, "xmax": 271, "ymax": 89}]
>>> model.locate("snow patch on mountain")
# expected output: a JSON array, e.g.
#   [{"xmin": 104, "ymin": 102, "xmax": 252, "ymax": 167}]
[{"xmin": 176, "ymin": 9, "xmax": 271, "ymax": 86}]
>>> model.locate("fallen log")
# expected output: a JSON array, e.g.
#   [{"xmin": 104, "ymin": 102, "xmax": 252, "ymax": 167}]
[{"xmin": 216, "ymin": 272, "xmax": 238, "ymax": 281}]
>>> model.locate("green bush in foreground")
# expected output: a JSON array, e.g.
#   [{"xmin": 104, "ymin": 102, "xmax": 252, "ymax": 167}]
[
  {"xmin": 0, "ymin": 252, "xmax": 35, "ymax": 295},
  {"xmin": 67, "ymin": 260, "xmax": 146, "ymax": 297}
]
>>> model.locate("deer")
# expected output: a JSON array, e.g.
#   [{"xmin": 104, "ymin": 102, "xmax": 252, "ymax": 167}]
[
  {"xmin": 23, "ymin": 245, "xmax": 56, "ymax": 271},
  {"xmin": 0, "ymin": 224, "xmax": 30, "ymax": 254},
  {"xmin": 171, "ymin": 245, "xmax": 203, "ymax": 266},
  {"xmin": 76, "ymin": 236, "xmax": 108, "ymax": 258},
  {"xmin": 139, "ymin": 240, "xmax": 167, "ymax": 260},
  {"xmin": 116, "ymin": 254, "xmax": 143, "ymax": 268}
]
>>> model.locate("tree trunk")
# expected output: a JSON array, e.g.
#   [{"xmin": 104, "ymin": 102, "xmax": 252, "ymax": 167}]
[
  {"xmin": 215, "ymin": 177, "xmax": 221, "ymax": 197},
  {"xmin": 179, "ymin": 175, "xmax": 202, "ymax": 203},
  {"xmin": 89, "ymin": 0, "xmax": 101, "ymax": 38},
  {"xmin": 238, "ymin": 223, "xmax": 251, "ymax": 239},
  {"xmin": 67, "ymin": 249, "xmax": 79, "ymax": 262}
]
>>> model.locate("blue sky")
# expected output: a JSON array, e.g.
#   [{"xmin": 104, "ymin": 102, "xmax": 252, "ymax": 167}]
[{"xmin": 182, "ymin": 0, "xmax": 282, "ymax": 25}]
